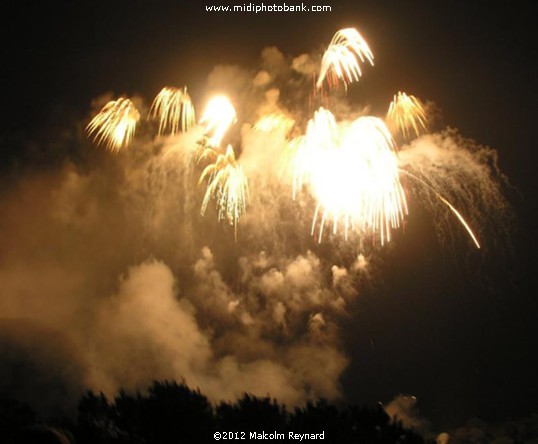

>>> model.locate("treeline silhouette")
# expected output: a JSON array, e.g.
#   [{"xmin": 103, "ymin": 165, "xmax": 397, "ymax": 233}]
[{"xmin": 2, "ymin": 380, "xmax": 428, "ymax": 444}]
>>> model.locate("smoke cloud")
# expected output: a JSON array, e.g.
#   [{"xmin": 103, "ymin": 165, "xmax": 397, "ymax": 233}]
[{"xmin": 384, "ymin": 395, "xmax": 432, "ymax": 437}]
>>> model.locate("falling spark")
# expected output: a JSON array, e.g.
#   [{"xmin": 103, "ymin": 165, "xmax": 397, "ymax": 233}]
[
  {"xmin": 387, "ymin": 92, "xmax": 428, "ymax": 139},
  {"xmin": 86, "ymin": 98, "xmax": 140, "ymax": 152},
  {"xmin": 317, "ymin": 28, "xmax": 374, "ymax": 90},
  {"xmin": 149, "ymin": 86, "xmax": 195, "ymax": 135},
  {"xmin": 199, "ymin": 145, "xmax": 249, "ymax": 237},
  {"xmin": 199, "ymin": 96, "xmax": 237, "ymax": 147}
]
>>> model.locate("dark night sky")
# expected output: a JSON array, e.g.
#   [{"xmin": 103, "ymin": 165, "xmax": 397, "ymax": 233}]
[{"xmin": 2, "ymin": 0, "xmax": 537, "ymax": 431}]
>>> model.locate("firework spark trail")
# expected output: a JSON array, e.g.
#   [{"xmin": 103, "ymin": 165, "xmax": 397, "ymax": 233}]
[
  {"xmin": 387, "ymin": 92, "xmax": 428, "ymax": 139},
  {"xmin": 396, "ymin": 131, "xmax": 509, "ymax": 250},
  {"xmin": 199, "ymin": 145, "xmax": 249, "ymax": 238},
  {"xmin": 199, "ymin": 96, "xmax": 237, "ymax": 147},
  {"xmin": 86, "ymin": 98, "xmax": 140, "ymax": 152},
  {"xmin": 399, "ymin": 170, "xmax": 480, "ymax": 248},
  {"xmin": 149, "ymin": 87, "xmax": 195, "ymax": 136},
  {"xmin": 316, "ymin": 28, "xmax": 374, "ymax": 90}
]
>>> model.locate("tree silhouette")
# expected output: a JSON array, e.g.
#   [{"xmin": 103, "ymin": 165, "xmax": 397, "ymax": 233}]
[
  {"xmin": 77, "ymin": 390, "xmax": 125, "ymax": 443},
  {"xmin": 123, "ymin": 381, "xmax": 214, "ymax": 444},
  {"xmin": 64, "ymin": 380, "xmax": 431, "ymax": 443},
  {"xmin": 216, "ymin": 394, "xmax": 287, "ymax": 431},
  {"xmin": 289, "ymin": 398, "xmax": 348, "ymax": 441}
]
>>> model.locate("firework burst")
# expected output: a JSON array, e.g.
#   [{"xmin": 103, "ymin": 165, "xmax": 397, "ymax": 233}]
[
  {"xmin": 83, "ymin": 27, "xmax": 497, "ymax": 250},
  {"xmin": 86, "ymin": 98, "xmax": 140, "ymax": 152},
  {"xmin": 317, "ymin": 28, "xmax": 374, "ymax": 90},
  {"xmin": 387, "ymin": 91, "xmax": 428, "ymax": 139},
  {"xmin": 199, "ymin": 145, "xmax": 249, "ymax": 238},
  {"xmin": 149, "ymin": 86, "xmax": 195, "ymax": 136},
  {"xmin": 293, "ymin": 109, "xmax": 407, "ymax": 243}
]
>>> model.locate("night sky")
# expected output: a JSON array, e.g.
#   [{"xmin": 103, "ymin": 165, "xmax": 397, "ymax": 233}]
[{"xmin": 1, "ymin": 0, "xmax": 537, "ymax": 434}]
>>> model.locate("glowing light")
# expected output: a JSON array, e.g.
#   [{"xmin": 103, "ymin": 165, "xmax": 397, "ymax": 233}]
[
  {"xmin": 200, "ymin": 96, "xmax": 237, "ymax": 147},
  {"xmin": 317, "ymin": 28, "xmax": 374, "ymax": 90},
  {"xmin": 149, "ymin": 86, "xmax": 195, "ymax": 135},
  {"xmin": 86, "ymin": 98, "xmax": 140, "ymax": 152},
  {"xmin": 199, "ymin": 145, "xmax": 249, "ymax": 237},
  {"xmin": 387, "ymin": 92, "xmax": 427, "ymax": 139}
]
